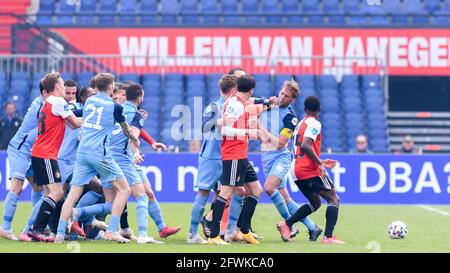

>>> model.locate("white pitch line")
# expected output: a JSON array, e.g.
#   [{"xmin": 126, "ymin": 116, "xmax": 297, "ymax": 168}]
[{"xmin": 417, "ymin": 205, "xmax": 450, "ymax": 216}]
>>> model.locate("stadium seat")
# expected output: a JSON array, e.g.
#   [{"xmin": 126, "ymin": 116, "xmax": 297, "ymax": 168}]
[
  {"xmin": 370, "ymin": 16, "xmax": 389, "ymax": 26},
  {"xmin": 404, "ymin": 0, "xmax": 426, "ymax": 15},
  {"xmin": 319, "ymin": 88, "xmax": 338, "ymax": 98},
  {"xmin": 118, "ymin": 0, "xmax": 138, "ymax": 26},
  {"xmin": 140, "ymin": 0, "xmax": 158, "ymax": 24},
  {"xmin": 340, "ymin": 75, "xmax": 359, "ymax": 89},
  {"xmin": 341, "ymin": 88, "xmax": 359, "ymax": 97},
  {"xmin": 160, "ymin": 0, "xmax": 180, "ymax": 24},
  {"xmin": 343, "ymin": 0, "xmax": 362, "ymax": 14},
  {"xmin": 391, "ymin": 15, "xmax": 409, "ymax": 25},
  {"xmin": 242, "ymin": 0, "xmax": 260, "ymax": 25},
  {"xmin": 328, "ymin": 15, "xmax": 346, "ymax": 25},
  {"xmin": 370, "ymin": 138, "xmax": 389, "ymax": 152},
  {"xmin": 262, "ymin": 0, "xmax": 282, "ymax": 24},
  {"xmin": 181, "ymin": 0, "xmax": 200, "ymax": 24},
  {"xmin": 119, "ymin": 73, "xmax": 141, "ymax": 83},
  {"xmin": 424, "ymin": 0, "xmax": 441, "ymax": 13},
  {"xmin": 282, "ymin": 0, "xmax": 301, "ymax": 24},
  {"xmin": 302, "ymin": 0, "xmax": 320, "ymax": 14},
  {"xmin": 298, "ymin": 87, "xmax": 316, "ymax": 100},
  {"xmin": 11, "ymin": 72, "xmax": 28, "ymax": 81},
  {"xmin": 321, "ymin": 97, "xmax": 340, "ymax": 113},
  {"xmin": 362, "ymin": 2, "xmax": 386, "ymax": 15},
  {"xmin": 347, "ymin": 16, "xmax": 367, "ymax": 25},
  {"xmin": 430, "ymin": 16, "xmax": 449, "ymax": 26},
  {"xmin": 323, "ymin": 0, "xmax": 343, "ymax": 14},
  {"xmin": 76, "ymin": 72, "xmax": 94, "ymax": 87},
  {"xmin": 98, "ymin": 0, "xmax": 117, "ymax": 23},
  {"xmin": 58, "ymin": 0, "xmax": 77, "ymax": 14},
  {"xmin": 362, "ymin": 75, "xmax": 382, "ymax": 89},
  {"xmin": 383, "ymin": 0, "xmax": 403, "ymax": 15},
  {"xmin": 296, "ymin": 74, "xmax": 315, "ymax": 89},
  {"xmin": 39, "ymin": 0, "xmax": 55, "ymax": 13},
  {"xmin": 318, "ymin": 75, "xmax": 338, "ymax": 89},
  {"xmin": 200, "ymin": 0, "xmax": 220, "ymax": 24}
]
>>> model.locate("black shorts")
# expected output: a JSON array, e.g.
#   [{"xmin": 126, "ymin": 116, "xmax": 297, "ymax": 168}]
[
  {"xmin": 221, "ymin": 158, "xmax": 258, "ymax": 187},
  {"xmin": 295, "ymin": 175, "xmax": 334, "ymax": 195},
  {"xmin": 31, "ymin": 156, "xmax": 62, "ymax": 186}
]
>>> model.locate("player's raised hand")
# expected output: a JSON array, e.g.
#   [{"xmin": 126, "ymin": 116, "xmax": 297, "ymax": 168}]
[
  {"xmin": 139, "ymin": 109, "xmax": 149, "ymax": 120},
  {"xmin": 268, "ymin": 96, "xmax": 278, "ymax": 107},
  {"xmin": 152, "ymin": 142, "xmax": 168, "ymax": 152},
  {"xmin": 257, "ymin": 128, "xmax": 271, "ymax": 143},
  {"xmin": 322, "ymin": 159, "xmax": 337, "ymax": 169},
  {"xmin": 134, "ymin": 152, "xmax": 145, "ymax": 164},
  {"xmin": 319, "ymin": 164, "xmax": 327, "ymax": 178}
]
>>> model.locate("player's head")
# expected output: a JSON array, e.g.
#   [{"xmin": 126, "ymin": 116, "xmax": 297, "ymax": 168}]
[
  {"xmin": 4, "ymin": 101, "xmax": 16, "ymax": 117},
  {"xmin": 94, "ymin": 73, "xmax": 115, "ymax": 94},
  {"xmin": 42, "ymin": 72, "xmax": 65, "ymax": 97},
  {"xmin": 64, "ymin": 79, "xmax": 77, "ymax": 103},
  {"xmin": 219, "ymin": 74, "xmax": 237, "ymax": 97},
  {"xmin": 237, "ymin": 74, "xmax": 256, "ymax": 96},
  {"xmin": 113, "ymin": 82, "xmax": 127, "ymax": 104},
  {"xmin": 126, "ymin": 82, "xmax": 144, "ymax": 106},
  {"xmin": 228, "ymin": 67, "xmax": 246, "ymax": 78},
  {"xmin": 278, "ymin": 80, "xmax": 300, "ymax": 107},
  {"xmin": 304, "ymin": 96, "xmax": 320, "ymax": 115},
  {"xmin": 77, "ymin": 86, "xmax": 95, "ymax": 104},
  {"xmin": 356, "ymin": 134, "xmax": 369, "ymax": 152},
  {"xmin": 38, "ymin": 79, "xmax": 47, "ymax": 97}
]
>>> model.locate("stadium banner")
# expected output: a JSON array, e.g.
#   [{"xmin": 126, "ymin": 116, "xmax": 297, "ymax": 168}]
[
  {"xmin": 0, "ymin": 151, "xmax": 449, "ymax": 204},
  {"xmin": 47, "ymin": 28, "xmax": 450, "ymax": 75}
]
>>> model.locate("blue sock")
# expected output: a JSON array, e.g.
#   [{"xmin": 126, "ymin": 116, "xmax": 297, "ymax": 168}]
[
  {"xmin": 227, "ymin": 194, "xmax": 244, "ymax": 232},
  {"xmin": 136, "ymin": 195, "xmax": 149, "ymax": 237},
  {"xmin": 22, "ymin": 197, "xmax": 43, "ymax": 233},
  {"xmin": 84, "ymin": 216, "xmax": 94, "ymax": 225},
  {"xmin": 75, "ymin": 192, "xmax": 102, "ymax": 221},
  {"xmin": 287, "ymin": 198, "xmax": 300, "ymax": 215},
  {"xmin": 270, "ymin": 190, "xmax": 291, "ymax": 220},
  {"xmin": 2, "ymin": 192, "xmax": 19, "ymax": 231},
  {"xmin": 31, "ymin": 190, "xmax": 43, "ymax": 207},
  {"xmin": 56, "ymin": 220, "xmax": 68, "ymax": 236},
  {"xmin": 78, "ymin": 202, "xmax": 112, "ymax": 222},
  {"xmin": 189, "ymin": 194, "xmax": 208, "ymax": 234},
  {"xmin": 107, "ymin": 215, "xmax": 120, "ymax": 233},
  {"xmin": 148, "ymin": 199, "xmax": 165, "ymax": 232},
  {"xmin": 300, "ymin": 216, "xmax": 317, "ymax": 231},
  {"xmin": 287, "ymin": 198, "xmax": 317, "ymax": 230}
]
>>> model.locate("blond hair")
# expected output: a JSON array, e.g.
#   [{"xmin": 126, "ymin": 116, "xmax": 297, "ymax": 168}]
[{"xmin": 282, "ymin": 80, "xmax": 300, "ymax": 98}]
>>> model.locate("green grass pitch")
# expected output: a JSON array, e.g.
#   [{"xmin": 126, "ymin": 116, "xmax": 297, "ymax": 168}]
[{"xmin": 0, "ymin": 202, "xmax": 449, "ymax": 253}]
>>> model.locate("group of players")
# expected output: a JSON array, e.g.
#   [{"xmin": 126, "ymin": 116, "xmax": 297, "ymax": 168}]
[{"xmin": 0, "ymin": 67, "xmax": 344, "ymax": 245}]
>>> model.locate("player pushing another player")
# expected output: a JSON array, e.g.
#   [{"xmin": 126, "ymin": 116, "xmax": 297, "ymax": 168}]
[{"xmin": 276, "ymin": 96, "xmax": 344, "ymax": 244}]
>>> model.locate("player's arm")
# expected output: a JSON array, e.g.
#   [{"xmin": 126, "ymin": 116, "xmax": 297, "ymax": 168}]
[
  {"xmin": 53, "ymin": 97, "xmax": 82, "ymax": 129},
  {"xmin": 140, "ymin": 129, "xmax": 167, "ymax": 151},
  {"xmin": 114, "ymin": 103, "xmax": 140, "ymax": 147},
  {"xmin": 221, "ymin": 101, "xmax": 257, "ymax": 139}
]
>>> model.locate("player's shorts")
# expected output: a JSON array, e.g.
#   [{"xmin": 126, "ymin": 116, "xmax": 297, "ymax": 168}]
[
  {"xmin": 31, "ymin": 156, "xmax": 62, "ymax": 186},
  {"xmin": 295, "ymin": 175, "xmax": 334, "ymax": 195},
  {"xmin": 261, "ymin": 150, "xmax": 292, "ymax": 189},
  {"xmin": 196, "ymin": 157, "xmax": 222, "ymax": 191},
  {"xmin": 58, "ymin": 159, "xmax": 75, "ymax": 184},
  {"xmin": 7, "ymin": 144, "xmax": 32, "ymax": 181},
  {"xmin": 221, "ymin": 158, "xmax": 258, "ymax": 187},
  {"xmin": 113, "ymin": 155, "xmax": 142, "ymax": 187},
  {"xmin": 71, "ymin": 153, "xmax": 124, "ymax": 190},
  {"xmin": 135, "ymin": 164, "xmax": 149, "ymax": 184}
]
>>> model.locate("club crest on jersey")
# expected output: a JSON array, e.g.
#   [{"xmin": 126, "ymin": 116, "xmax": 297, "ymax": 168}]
[
  {"xmin": 312, "ymin": 128, "xmax": 319, "ymax": 135},
  {"xmin": 291, "ymin": 118, "xmax": 298, "ymax": 126},
  {"xmin": 55, "ymin": 171, "xmax": 61, "ymax": 179},
  {"xmin": 64, "ymin": 104, "xmax": 69, "ymax": 111},
  {"xmin": 139, "ymin": 118, "xmax": 144, "ymax": 127},
  {"xmin": 226, "ymin": 107, "xmax": 235, "ymax": 115}
]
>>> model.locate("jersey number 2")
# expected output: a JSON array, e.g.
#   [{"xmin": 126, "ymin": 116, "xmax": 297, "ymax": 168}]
[{"xmin": 84, "ymin": 105, "xmax": 104, "ymax": 130}]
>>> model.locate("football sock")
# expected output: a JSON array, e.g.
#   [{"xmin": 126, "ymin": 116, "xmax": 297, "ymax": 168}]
[
  {"xmin": 56, "ymin": 220, "xmax": 68, "ymax": 236},
  {"xmin": 2, "ymin": 192, "xmax": 19, "ymax": 231},
  {"xmin": 148, "ymin": 199, "xmax": 165, "ymax": 232},
  {"xmin": 270, "ymin": 190, "xmax": 290, "ymax": 220},
  {"xmin": 78, "ymin": 202, "xmax": 112, "ymax": 222},
  {"xmin": 210, "ymin": 196, "xmax": 226, "ymax": 238},
  {"xmin": 136, "ymin": 195, "xmax": 149, "ymax": 237},
  {"xmin": 22, "ymin": 197, "xmax": 43, "ymax": 233},
  {"xmin": 189, "ymin": 194, "xmax": 208, "ymax": 234},
  {"xmin": 107, "ymin": 215, "xmax": 120, "ymax": 233},
  {"xmin": 325, "ymin": 202, "xmax": 339, "ymax": 238},
  {"xmin": 31, "ymin": 190, "xmax": 43, "ymax": 207},
  {"xmin": 120, "ymin": 203, "xmax": 129, "ymax": 229},
  {"xmin": 227, "ymin": 194, "xmax": 244, "ymax": 232},
  {"xmin": 286, "ymin": 203, "xmax": 315, "ymax": 228},
  {"xmin": 286, "ymin": 198, "xmax": 300, "ymax": 215},
  {"xmin": 49, "ymin": 200, "xmax": 63, "ymax": 234},
  {"xmin": 33, "ymin": 196, "xmax": 56, "ymax": 232},
  {"xmin": 239, "ymin": 195, "xmax": 259, "ymax": 234}
]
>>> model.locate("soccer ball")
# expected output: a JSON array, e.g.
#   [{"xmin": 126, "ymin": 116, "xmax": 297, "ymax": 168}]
[{"xmin": 388, "ymin": 221, "xmax": 408, "ymax": 239}]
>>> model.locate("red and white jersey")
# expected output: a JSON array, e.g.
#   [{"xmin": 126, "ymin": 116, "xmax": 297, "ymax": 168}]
[
  {"xmin": 221, "ymin": 94, "xmax": 249, "ymax": 160},
  {"xmin": 31, "ymin": 95, "xmax": 72, "ymax": 160},
  {"xmin": 292, "ymin": 115, "xmax": 322, "ymax": 180}
]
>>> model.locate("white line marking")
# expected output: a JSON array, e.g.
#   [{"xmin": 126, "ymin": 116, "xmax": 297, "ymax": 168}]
[{"xmin": 417, "ymin": 205, "xmax": 450, "ymax": 216}]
